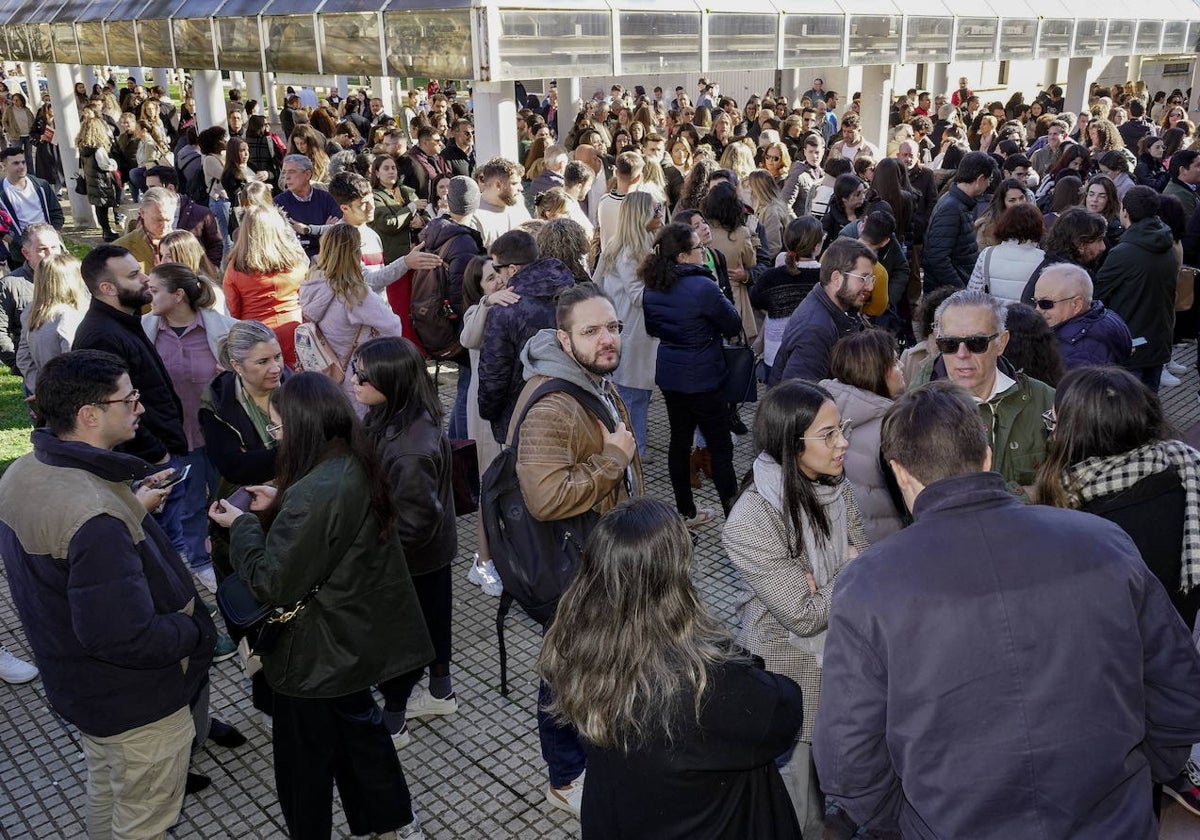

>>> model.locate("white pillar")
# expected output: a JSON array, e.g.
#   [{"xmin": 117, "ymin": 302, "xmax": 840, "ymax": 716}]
[
  {"xmin": 1065, "ymin": 57, "xmax": 1096, "ymax": 116},
  {"xmin": 85, "ymin": 65, "xmax": 100, "ymax": 92},
  {"xmin": 21, "ymin": 63, "xmax": 37, "ymax": 103},
  {"xmin": 473, "ymin": 81, "xmax": 518, "ymax": 163},
  {"xmin": 931, "ymin": 63, "xmax": 950, "ymax": 98},
  {"xmin": 1189, "ymin": 62, "xmax": 1200, "ymax": 120},
  {"xmin": 567, "ymin": 77, "xmax": 582, "ymax": 115},
  {"xmin": 860, "ymin": 65, "xmax": 894, "ymax": 153},
  {"xmin": 246, "ymin": 72, "xmax": 264, "ymax": 110},
  {"xmin": 376, "ymin": 76, "xmax": 393, "ymax": 114},
  {"xmin": 191, "ymin": 69, "xmax": 225, "ymax": 131},
  {"xmin": 152, "ymin": 67, "xmax": 170, "ymax": 91},
  {"xmin": 264, "ymin": 73, "xmax": 280, "ymax": 130},
  {"xmin": 334, "ymin": 75, "xmax": 348, "ymax": 98},
  {"xmin": 1043, "ymin": 59, "xmax": 1061, "ymax": 89},
  {"xmin": 46, "ymin": 63, "xmax": 92, "ymax": 224}
]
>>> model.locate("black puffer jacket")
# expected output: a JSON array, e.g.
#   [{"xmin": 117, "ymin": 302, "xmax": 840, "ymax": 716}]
[
  {"xmin": 368, "ymin": 408, "xmax": 457, "ymax": 577},
  {"xmin": 922, "ymin": 184, "xmax": 979, "ymax": 292},
  {"xmin": 1094, "ymin": 216, "xmax": 1178, "ymax": 368}
]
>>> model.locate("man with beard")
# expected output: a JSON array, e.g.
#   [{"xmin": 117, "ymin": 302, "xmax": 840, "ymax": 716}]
[
  {"xmin": 73, "ymin": 245, "xmax": 189, "ymax": 545},
  {"xmin": 474, "ymin": 156, "xmax": 532, "ymax": 247},
  {"xmin": 770, "ymin": 237, "xmax": 875, "ymax": 385},
  {"xmin": 508, "ymin": 282, "xmax": 641, "ymax": 820}
]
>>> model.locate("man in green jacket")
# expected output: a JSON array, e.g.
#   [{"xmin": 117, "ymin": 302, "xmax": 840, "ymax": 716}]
[{"xmin": 911, "ymin": 290, "xmax": 1054, "ymax": 499}]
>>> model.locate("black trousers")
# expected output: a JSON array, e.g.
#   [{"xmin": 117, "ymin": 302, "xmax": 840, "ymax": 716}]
[
  {"xmin": 272, "ymin": 689, "xmax": 414, "ymax": 839},
  {"xmin": 662, "ymin": 388, "xmax": 738, "ymax": 516},
  {"xmin": 378, "ymin": 564, "xmax": 451, "ymax": 710}
]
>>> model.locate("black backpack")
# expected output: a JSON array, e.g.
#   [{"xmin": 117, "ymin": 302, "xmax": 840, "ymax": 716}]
[
  {"xmin": 480, "ymin": 378, "xmax": 619, "ymax": 694},
  {"xmin": 410, "ymin": 239, "xmax": 465, "ymax": 360},
  {"xmin": 180, "ymin": 154, "xmax": 208, "ymax": 208}
]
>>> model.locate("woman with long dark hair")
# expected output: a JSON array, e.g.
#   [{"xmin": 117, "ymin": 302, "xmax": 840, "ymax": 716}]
[
  {"xmin": 751, "ymin": 216, "xmax": 823, "ymax": 376},
  {"xmin": 352, "ymin": 337, "xmax": 458, "ymax": 746},
  {"xmin": 703, "ymin": 181, "xmax": 758, "ymax": 342},
  {"xmin": 1036, "ymin": 365, "xmax": 1200, "ymax": 624},
  {"xmin": 541, "ymin": 497, "xmax": 804, "ymax": 839},
  {"xmin": 821, "ymin": 173, "xmax": 867, "ymax": 248},
  {"xmin": 642, "ymin": 223, "xmax": 742, "ymax": 526},
  {"xmin": 209, "ymin": 372, "xmax": 433, "ymax": 840},
  {"xmin": 975, "ymin": 177, "xmax": 1032, "ymax": 249},
  {"xmin": 723, "ymin": 380, "xmax": 868, "ymax": 836}
]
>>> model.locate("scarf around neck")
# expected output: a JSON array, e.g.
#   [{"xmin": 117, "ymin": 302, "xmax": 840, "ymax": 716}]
[
  {"xmin": 753, "ymin": 452, "xmax": 849, "ymax": 665},
  {"xmin": 1066, "ymin": 439, "xmax": 1200, "ymax": 592}
]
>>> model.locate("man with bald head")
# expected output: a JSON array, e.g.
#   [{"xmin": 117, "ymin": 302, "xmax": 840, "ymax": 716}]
[
  {"xmin": 1033, "ymin": 263, "xmax": 1132, "ymax": 369},
  {"xmin": 896, "ymin": 138, "xmax": 938, "ymax": 289}
]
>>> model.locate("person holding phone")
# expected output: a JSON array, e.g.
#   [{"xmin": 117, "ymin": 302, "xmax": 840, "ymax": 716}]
[{"xmin": 209, "ymin": 372, "xmax": 433, "ymax": 840}]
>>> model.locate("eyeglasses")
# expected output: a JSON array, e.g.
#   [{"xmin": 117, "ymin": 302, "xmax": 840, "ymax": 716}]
[
  {"xmin": 1033, "ymin": 295, "xmax": 1077, "ymax": 310},
  {"xmin": 935, "ymin": 333, "xmax": 1000, "ymax": 354},
  {"xmin": 764, "ymin": 154, "xmax": 781, "ymax": 162},
  {"xmin": 350, "ymin": 360, "xmax": 370, "ymax": 385},
  {"xmin": 575, "ymin": 321, "xmax": 624, "ymax": 339},
  {"xmin": 841, "ymin": 270, "xmax": 874, "ymax": 283},
  {"xmin": 266, "ymin": 422, "xmax": 283, "ymax": 439},
  {"xmin": 94, "ymin": 389, "xmax": 141, "ymax": 408},
  {"xmin": 801, "ymin": 419, "xmax": 852, "ymax": 448},
  {"xmin": 1042, "ymin": 408, "xmax": 1056, "ymax": 433}
]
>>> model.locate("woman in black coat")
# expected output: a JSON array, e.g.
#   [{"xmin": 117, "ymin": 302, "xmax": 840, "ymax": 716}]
[{"xmin": 352, "ymin": 336, "xmax": 458, "ymax": 747}]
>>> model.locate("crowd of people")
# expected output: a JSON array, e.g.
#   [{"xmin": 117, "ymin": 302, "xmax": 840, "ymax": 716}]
[{"xmin": 0, "ymin": 67, "xmax": 1199, "ymax": 839}]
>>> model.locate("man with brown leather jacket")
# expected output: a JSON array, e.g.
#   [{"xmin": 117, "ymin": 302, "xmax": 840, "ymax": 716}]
[{"xmin": 507, "ymin": 283, "xmax": 642, "ymax": 820}]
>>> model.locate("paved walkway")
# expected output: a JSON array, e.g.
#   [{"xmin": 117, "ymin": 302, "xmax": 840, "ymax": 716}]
[{"xmin": 0, "ymin": 213, "xmax": 1198, "ymax": 838}]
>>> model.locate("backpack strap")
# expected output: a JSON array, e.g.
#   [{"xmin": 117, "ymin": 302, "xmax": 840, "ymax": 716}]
[{"xmin": 510, "ymin": 378, "xmax": 616, "ymax": 451}]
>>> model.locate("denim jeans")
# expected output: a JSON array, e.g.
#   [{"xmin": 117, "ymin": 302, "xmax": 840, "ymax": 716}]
[
  {"xmin": 449, "ymin": 360, "xmax": 471, "ymax": 440},
  {"xmin": 151, "ymin": 454, "xmax": 188, "ymax": 563},
  {"xmin": 211, "ymin": 197, "xmax": 232, "ymax": 256},
  {"xmin": 178, "ymin": 448, "xmax": 217, "ymax": 571},
  {"xmin": 537, "ymin": 678, "xmax": 586, "ymax": 788},
  {"xmin": 615, "ymin": 385, "xmax": 651, "ymax": 458},
  {"xmin": 1134, "ymin": 364, "xmax": 1162, "ymax": 394}
]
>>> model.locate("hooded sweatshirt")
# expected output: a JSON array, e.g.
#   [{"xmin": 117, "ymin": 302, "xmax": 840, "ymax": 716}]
[{"xmin": 1094, "ymin": 216, "xmax": 1179, "ymax": 368}]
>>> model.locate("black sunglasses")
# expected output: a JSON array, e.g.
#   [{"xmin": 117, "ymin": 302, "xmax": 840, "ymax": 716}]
[
  {"xmin": 1033, "ymin": 295, "xmax": 1077, "ymax": 310},
  {"xmin": 935, "ymin": 333, "xmax": 999, "ymax": 354}
]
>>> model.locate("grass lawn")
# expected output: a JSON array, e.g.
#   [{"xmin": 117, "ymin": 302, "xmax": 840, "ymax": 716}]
[{"xmin": 0, "ymin": 370, "xmax": 32, "ymax": 476}]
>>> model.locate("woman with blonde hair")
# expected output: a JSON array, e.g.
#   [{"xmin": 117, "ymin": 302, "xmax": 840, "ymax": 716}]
[
  {"xmin": 718, "ymin": 142, "xmax": 756, "ymax": 183},
  {"xmin": 75, "ymin": 115, "xmax": 121, "ymax": 240},
  {"xmin": 299, "ymin": 224, "xmax": 403, "ymax": 413},
  {"xmin": 16, "ymin": 253, "xmax": 87, "ymax": 392},
  {"xmin": 746, "ymin": 169, "xmax": 795, "ymax": 261},
  {"xmin": 669, "ymin": 135, "xmax": 694, "ymax": 175},
  {"xmin": 223, "ymin": 206, "xmax": 309, "ymax": 366},
  {"xmin": 593, "ymin": 191, "xmax": 661, "ymax": 456},
  {"xmin": 160, "ymin": 229, "xmax": 222, "ymax": 288},
  {"xmin": 761, "ymin": 141, "xmax": 791, "ymax": 184}
]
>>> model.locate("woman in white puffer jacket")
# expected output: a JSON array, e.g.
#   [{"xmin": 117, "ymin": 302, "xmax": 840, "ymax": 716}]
[{"xmin": 967, "ymin": 203, "xmax": 1046, "ymax": 303}]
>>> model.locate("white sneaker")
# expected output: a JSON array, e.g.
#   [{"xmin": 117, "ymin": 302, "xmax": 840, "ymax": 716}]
[
  {"xmin": 546, "ymin": 770, "xmax": 585, "ymax": 817},
  {"xmin": 0, "ymin": 646, "xmax": 38, "ymax": 684},
  {"xmin": 467, "ymin": 554, "xmax": 503, "ymax": 597},
  {"xmin": 1168, "ymin": 360, "xmax": 1190, "ymax": 375},
  {"xmin": 682, "ymin": 508, "xmax": 714, "ymax": 529},
  {"xmin": 396, "ymin": 816, "xmax": 425, "ymax": 839},
  {"xmin": 391, "ymin": 722, "xmax": 411, "ymax": 749},
  {"xmin": 1161, "ymin": 369, "xmax": 1182, "ymax": 387},
  {"xmin": 195, "ymin": 565, "xmax": 218, "ymax": 594},
  {"xmin": 406, "ymin": 684, "xmax": 458, "ymax": 718}
]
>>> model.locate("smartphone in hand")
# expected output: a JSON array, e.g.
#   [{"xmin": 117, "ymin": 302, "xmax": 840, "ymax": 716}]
[{"xmin": 155, "ymin": 463, "xmax": 192, "ymax": 491}]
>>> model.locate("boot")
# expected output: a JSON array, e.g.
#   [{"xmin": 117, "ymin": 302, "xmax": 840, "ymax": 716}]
[{"xmin": 689, "ymin": 448, "xmax": 705, "ymax": 488}]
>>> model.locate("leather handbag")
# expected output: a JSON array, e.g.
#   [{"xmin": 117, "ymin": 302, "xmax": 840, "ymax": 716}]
[
  {"xmin": 216, "ymin": 572, "xmax": 329, "ymax": 655},
  {"xmin": 450, "ymin": 438, "xmax": 479, "ymax": 516},
  {"xmin": 721, "ymin": 332, "xmax": 758, "ymax": 405},
  {"xmin": 1177, "ymin": 266, "xmax": 1196, "ymax": 312}
]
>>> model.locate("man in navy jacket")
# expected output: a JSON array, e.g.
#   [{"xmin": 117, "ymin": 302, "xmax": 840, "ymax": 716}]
[
  {"xmin": 814, "ymin": 382, "xmax": 1200, "ymax": 839},
  {"xmin": 0, "ymin": 350, "xmax": 215, "ymax": 838}
]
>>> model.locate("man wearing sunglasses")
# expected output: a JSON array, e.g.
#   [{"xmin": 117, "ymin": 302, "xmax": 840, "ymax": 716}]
[
  {"xmin": 1033, "ymin": 263, "xmax": 1132, "ymax": 369},
  {"xmin": 910, "ymin": 290, "xmax": 1054, "ymax": 497}
]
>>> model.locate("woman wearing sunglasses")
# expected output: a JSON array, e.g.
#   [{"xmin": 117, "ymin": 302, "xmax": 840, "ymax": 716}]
[
  {"xmin": 722, "ymin": 380, "xmax": 868, "ymax": 836},
  {"xmin": 351, "ymin": 336, "xmax": 459, "ymax": 748}
]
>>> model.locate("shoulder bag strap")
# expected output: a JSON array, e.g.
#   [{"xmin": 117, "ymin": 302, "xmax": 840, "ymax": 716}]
[{"xmin": 510, "ymin": 378, "xmax": 616, "ymax": 451}]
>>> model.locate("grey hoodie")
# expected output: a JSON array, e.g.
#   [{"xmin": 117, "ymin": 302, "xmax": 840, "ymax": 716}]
[{"xmin": 519, "ymin": 328, "xmax": 622, "ymax": 428}]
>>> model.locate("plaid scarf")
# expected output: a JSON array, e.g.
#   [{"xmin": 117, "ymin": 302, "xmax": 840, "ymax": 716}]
[{"xmin": 1066, "ymin": 439, "xmax": 1200, "ymax": 592}]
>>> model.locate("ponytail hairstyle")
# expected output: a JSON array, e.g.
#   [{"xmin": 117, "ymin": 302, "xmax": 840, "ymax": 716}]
[
  {"xmin": 783, "ymin": 216, "xmax": 823, "ymax": 272},
  {"xmin": 638, "ymin": 222, "xmax": 696, "ymax": 293},
  {"xmin": 149, "ymin": 261, "xmax": 218, "ymax": 311}
]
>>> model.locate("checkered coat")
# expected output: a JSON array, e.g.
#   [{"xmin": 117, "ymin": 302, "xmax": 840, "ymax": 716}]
[{"xmin": 723, "ymin": 481, "xmax": 869, "ymax": 742}]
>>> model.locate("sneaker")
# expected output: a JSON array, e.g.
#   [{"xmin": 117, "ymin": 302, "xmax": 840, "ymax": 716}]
[
  {"xmin": 195, "ymin": 565, "xmax": 218, "ymax": 594},
  {"xmin": 212, "ymin": 635, "xmax": 238, "ymax": 663},
  {"xmin": 546, "ymin": 771, "xmax": 585, "ymax": 817},
  {"xmin": 391, "ymin": 722, "xmax": 411, "ymax": 749},
  {"xmin": 682, "ymin": 509, "xmax": 714, "ymax": 529},
  {"xmin": 406, "ymin": 685, "xmax": 458, "ymax": 718},
  {"xmin": 0, "ymin": 645, "xmax": 38, "ymax": 684},
  {"xmin": 1163, "ymin": 758, "xmax": 1200, "ymax": 817},
  {"xmin": 1168, "ymin": 360, "xmax": 1190, "ymax": 375},
  {"xmin": 1161, "ymin": 369, "xmax": 1182, "ymax": 387},
  {"xmin": 467, "ymin": 554, "xmax": 503, "ymax": 597},
  {"xmin": 396, "ymin": 817, "xmax": 425, "ymax": 839}
]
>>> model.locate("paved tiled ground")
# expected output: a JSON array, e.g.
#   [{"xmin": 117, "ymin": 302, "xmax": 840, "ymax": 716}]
[{"xmin": 0, "ymin": 214, "xmax": 1198, "ymax": 838}]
